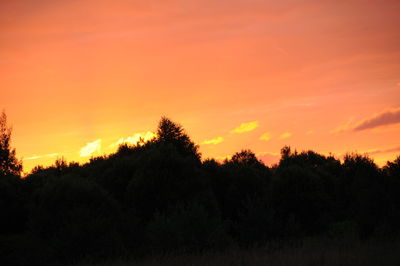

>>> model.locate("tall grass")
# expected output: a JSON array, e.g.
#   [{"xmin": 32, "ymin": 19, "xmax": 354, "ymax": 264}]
[{"xmin": 72, "ymin": 238, "xmax": 400, "ymax": 266}]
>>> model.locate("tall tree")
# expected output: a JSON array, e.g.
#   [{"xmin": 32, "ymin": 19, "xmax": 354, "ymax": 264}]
[
  {"xmin": 156, "ymin": 117, "xmax": 200, "ymax": 160},
  {"xmin": 0, "ymin": 111, "xmax": 22, "ymax": 177}
]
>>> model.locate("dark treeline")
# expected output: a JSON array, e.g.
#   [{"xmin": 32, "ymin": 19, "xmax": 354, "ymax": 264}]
[{"xmin": 1, "ymin": 114, "xmax": 400, "ymax": 265}]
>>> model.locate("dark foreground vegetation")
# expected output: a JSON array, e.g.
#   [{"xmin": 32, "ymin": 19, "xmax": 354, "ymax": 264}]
[
  {"xmin": 72, "ymin": 238, "xmax": 400, "ymax": 266},
  {"xmin": 1, "ymin": 112, "xmax": 400, "ymax": 265}
]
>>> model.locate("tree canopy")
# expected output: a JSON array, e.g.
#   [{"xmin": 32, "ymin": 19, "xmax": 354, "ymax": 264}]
[
  {"xmin": 0, "ymin": 111, "xmax": 22, "ymax": 177},
  {"xmin": 1, "ymin": 115, "xmax": 400, "ymax": 265},
  {"xmin": 156, "ymin": 116, "xmax": 200, "ymax": 160}
]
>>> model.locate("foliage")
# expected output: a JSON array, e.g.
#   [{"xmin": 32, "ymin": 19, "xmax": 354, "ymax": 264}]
[
  {"xmin": 0, "ymin": 111, "xmax": 22, "ymax": 177},
  {"xmin": 0, "ymin": 175, "xmax": 26, "ymax": 235},
  {"xmin": 146, "ymin": 203, "xmax": 231, "ymax": 252},
  {"xmin": 1, "ymin": 115, "xmax": 400, "ymax": 264},
  {"xmin": 156, "ymin": 117, "xmax": 201, "ymax": 161},
  {"xmin": 28, "ymin": 175, "xmax": 124, "ymax": 261}
]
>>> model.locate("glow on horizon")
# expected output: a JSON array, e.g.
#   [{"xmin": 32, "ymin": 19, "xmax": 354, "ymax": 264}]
[{"xmin": 1, "ymin": 0, "xmax": 399, "ymax": 173}]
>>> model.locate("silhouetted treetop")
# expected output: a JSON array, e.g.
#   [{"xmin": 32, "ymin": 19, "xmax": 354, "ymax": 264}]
[
  {"xmin": 278, "ymin": 146, "xmax": 340, "ymax": 171},
  {"xmin": 156, "ymin": 117, "xmax": 200, "ymax": 160},
  {"xmin": 280, "ymin": 146, "xmax": 292, "ymax": 160},
  {"xmin": 343, "ymin": 153, "xmax": 378, "ymax": 175},
  {"xmin": 229, "ymin": 150, "xmax": 263, "ymax": 167},
  {"xmin": 384, "ymin": 155, "xmax": 400, "ymax": 179},
  {"xmin": 0, "ymin": 111, "xmax": 22, "ymax": 177}
]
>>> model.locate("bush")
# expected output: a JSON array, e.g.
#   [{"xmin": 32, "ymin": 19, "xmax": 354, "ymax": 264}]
[
  {"xmin": 272, "ymin": 165, "xmax": 329, "ymax": 236},
  {"xmin": 328, "ymin": 220, "xmax": 360, "ymax": 239},
  {"xmin": 0, "ymin": 174, "xmax": 26, "ymax": 235},
  {"xmin": 146, "ymin": 203, "xmax": 231, "ymax": 253},
  {"xmin": 234, "ymin": 199, "xmax": 276, "ymax": 246},
  {"xmin": 28, "ymin": 175, "xmax": 124, "ymax": 262},
  {"xmin": 0, "ymin": 234, "xmax": 53, "ymax": 266}
]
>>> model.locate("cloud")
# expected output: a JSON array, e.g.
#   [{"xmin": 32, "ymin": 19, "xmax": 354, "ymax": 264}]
[
  {"xmin": 331, "ymin": 117, "xmax": 354, "ymax": 134},
  {"xmin": 112, "ymin": 131, "xmax": 156, "ymax": 148},
  {"xmin": 364, "ymin": 146, "xmax": 400, "ymax": 156},
  {"xmin": 353, "ymin": 107, "xmax": 400, "ymax": 131},
  {"xmin": 23, "ymin": 153, "xmax": 60, "ymax": 161},
  {"xmin": 306, "ymin": 130, "xmax": 314, "ymax": 135},
  {"xmin": 279, "ymin": 132, "xmax": 292, "ymax": 139},
  {"xmin": 259, "ymin": 132, "xmax": 271, "ymax": 141},
  {"xmin": 80, "ymin": 139, "xmax": 102, "ymax": 157},
  {"xmin": 331, "ymin": 125, "xmax": 349, "ymax": 134},
  {"xmin": 201, "ymin": 136, "xmax": 224, "ymax": 145},
  {"xmin": 231, "ymin": 121, "xmax": 259, "ymax": 133}
]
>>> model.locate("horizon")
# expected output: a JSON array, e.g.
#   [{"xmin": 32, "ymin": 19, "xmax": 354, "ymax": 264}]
[
  {"xmin": 2, "ymin": 0, "xmax": 400, "ymax": 173},
  {"xmin": 7, "ymin": 115, "xmax": 400, "ymax": 175}
]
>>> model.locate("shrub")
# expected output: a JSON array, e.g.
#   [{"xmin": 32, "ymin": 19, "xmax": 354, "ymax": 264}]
[
  {"xmin": 146, "ymin": 203, "xmax": 231, "ymax": 253},
  {"xmin": 29, "ymin": 175, "xmax": 124, "ymax": 261}
]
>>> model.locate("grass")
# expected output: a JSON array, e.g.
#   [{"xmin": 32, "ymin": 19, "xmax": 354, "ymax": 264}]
[{"xmin": 71, "ymin": 238, "xmax": 400, "ymax": 266}]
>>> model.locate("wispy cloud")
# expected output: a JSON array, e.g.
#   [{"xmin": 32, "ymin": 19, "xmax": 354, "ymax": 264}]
[
  {"xmin": 80, "ymin": 139, "xmax": 102, "ymax": 157},
  {"xmin": 364, "ymin": 146, "xmax": 400, "ymax": 156},
  {"xmin": 231, "ymin": 121, "xmax": 259, "ymax": 133},
  {"xmin": 353, "ymin": 107, "xmax": 400, "ymax": 131},
  {"xmin": 331, "ymin": 117, "xmax": 354, "ymax": 134},
  {"xmin": 279, "ymin": 132, "xmax": 292, "ymax": 140},
  {"xmin": 201, "ymin": 137, "xmax": 224, "ymax": 145},
  {"xmin": 259, "ymin": 132, "xmax": 271, "ymax": 141},
  {"xmin": 306, "ymin": 130, "xmax": 314, "ymax": 135},
  {"xmin": 111, "ymin": 131, "xmax": 156, "ymax": 148},
  {"xmin": 23, "ymin": 153, "xmax": 60, "ymax": 161}
]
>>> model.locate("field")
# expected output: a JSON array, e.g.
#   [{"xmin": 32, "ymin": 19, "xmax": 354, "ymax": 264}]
[{"xmin": 72, "ymin": 238, "xmax": 400, "ymax": 266}]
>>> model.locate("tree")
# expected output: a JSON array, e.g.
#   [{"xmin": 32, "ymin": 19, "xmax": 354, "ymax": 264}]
[
  {"xmin": 156, "ymin": 117, "xmax": 200, "ymax": 160},
  {"xmin": 230, "ymin": 150, "xmax": 260, "ymax": 166},
  {"xmin": 125, "ymin": 143, "xmax": 213, "ymax": 222},
  {"xmin": 384, "ymin": 155, "xmax": 400, "ymax": 179},
  {"xmin": 221, "ymin": 150, "xmax": 271, "ymax": 228},
  {"xmin": 29, "ymin": 175, "xmax": 124, "ymax": 261},
  {"xmin": 0, "ymin": 111, "xmax": 22, "ymax": 177},
  {"xmin": 272, "ymin": 165, "xmax": 329, "ymax": 236},
  {"xmin": 341, "ymin": 153, "xmax": 384, "ymax": 237},
  {"xmin": 0, "ymin": 111, "xmax": 25, "ymax": 235}
]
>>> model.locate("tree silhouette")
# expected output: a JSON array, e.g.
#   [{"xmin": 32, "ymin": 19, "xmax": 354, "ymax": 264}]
[
  {"xmin": 156, "ymin": 117, "xmax": 200, "ymax": 160},
  {"xmin": 29, "ymin": 175, "xmax": 123, "ymax": 261},
  {"xmin": 0, "ymin": 111, "xmax": 26, "ymax": 238},
  {"xmin": 230, "ymin": 150, "xmax": 260, "ymax": 166},
  {"xmin": 0, "ymin": 111, "xmax": 22, "ymax": 177},
  {"xmin": 1, "ymin": 116, "xmax": 400, "ymax": 264},
  {"xmin": 384, "ymin": 155, "xmax": 400, "ymax": 179}
]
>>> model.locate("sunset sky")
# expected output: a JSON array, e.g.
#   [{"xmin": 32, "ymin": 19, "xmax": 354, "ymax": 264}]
[{"xmin": 1, "ymin": 0, "xmax": 400, "ymax": 173}]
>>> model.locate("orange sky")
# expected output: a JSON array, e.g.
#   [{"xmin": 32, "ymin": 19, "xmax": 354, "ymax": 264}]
[{"xmin": 1, "ymin": 0, "xmax": 400, "ymax": 173}]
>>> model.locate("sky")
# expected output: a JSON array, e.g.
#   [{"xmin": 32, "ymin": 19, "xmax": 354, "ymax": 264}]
[{"xmin": 1, "ymin": 0, "xmax": 400, "ymax": 173}]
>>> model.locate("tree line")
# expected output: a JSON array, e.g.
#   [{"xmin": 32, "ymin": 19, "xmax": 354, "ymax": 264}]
[{"xmin": 1, "ymin": 113, "xmax": 399, "ymax": 265}]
